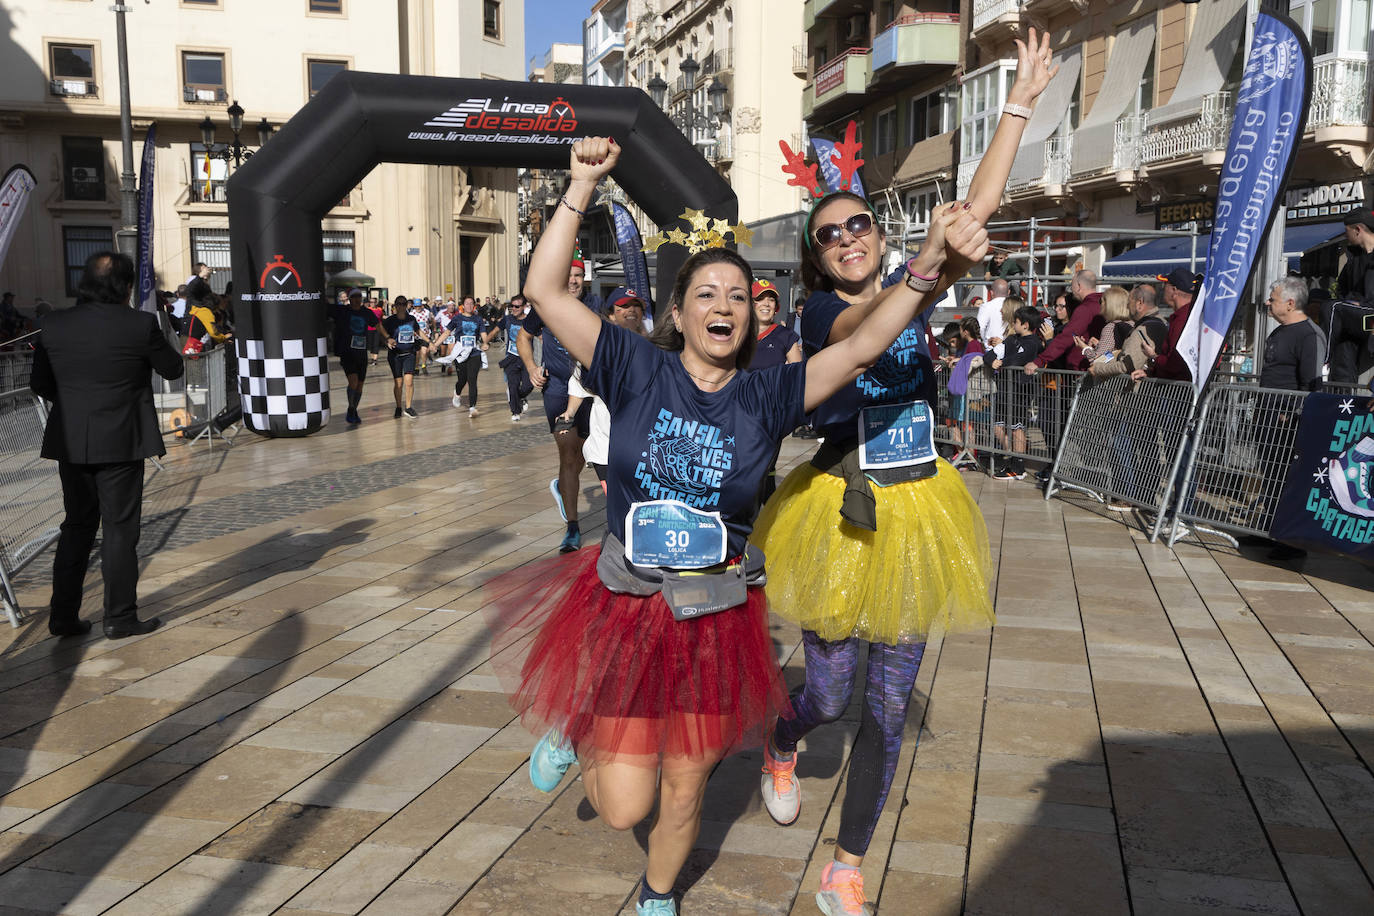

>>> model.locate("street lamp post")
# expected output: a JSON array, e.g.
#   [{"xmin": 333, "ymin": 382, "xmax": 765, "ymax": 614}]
[
  {"xmin": 112, "ymin": 1, "xmax": 137, "ymax": 259},
  {"xmin": 199, "ymin": 100, "xmax": 273, "ymax": 171}
]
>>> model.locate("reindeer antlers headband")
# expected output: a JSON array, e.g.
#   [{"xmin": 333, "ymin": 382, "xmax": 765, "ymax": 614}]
[{"xmin": 779, "ymin": 120, "xmax": 866, "ymax": 200}]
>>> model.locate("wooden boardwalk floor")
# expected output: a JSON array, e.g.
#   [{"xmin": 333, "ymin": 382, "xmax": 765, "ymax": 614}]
[{"xmin": 1, "ymin": 368, "xmax": 1371, "ymax": 915}]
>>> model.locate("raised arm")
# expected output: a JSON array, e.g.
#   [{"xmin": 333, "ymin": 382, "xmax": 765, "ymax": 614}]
[
  {"xmin": 804, "ymin": 204, "xmax": 988, "ymax": 411},
  {"xmin": 523, "ymin": 138, "xmax": 620, "ymax": 367},
  {"xmin": 965, "ymin": 28, "xmax": 1058, "ymax": 224}
]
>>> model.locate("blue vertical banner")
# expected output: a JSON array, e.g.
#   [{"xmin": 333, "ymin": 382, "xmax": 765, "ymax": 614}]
[
  {"xmin": 1178, "ymin": 12, "xmax": 1311, "ymax": 394},
  {"xmin": 135, "ymin": 124, "xmax": 157, "ymax": 313},
  {"xmin": 610, "ymin": 200, "xmax": 654, "ymax": 314},
  {"xmin": 810, "ymin": 137, "xmax": 865, "ymax": 198}
]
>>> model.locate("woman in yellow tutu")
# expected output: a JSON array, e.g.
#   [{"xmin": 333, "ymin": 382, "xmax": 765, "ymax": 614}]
[{"xmin": 751, "ymin": 30, "xmax": 1058, "ymax": 916}]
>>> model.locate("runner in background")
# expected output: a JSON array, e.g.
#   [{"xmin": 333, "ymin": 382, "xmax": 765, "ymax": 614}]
[
  {"xmin": 332, "ymin": 288, "xmax": 379, "ymax": 425},
  {"xmin": 498, "ymin": 295, "xmax": 534, "ymax": 422},
  {"xmin": 382, "ymin": 295, "xmax": 428, "ymax": 419}
]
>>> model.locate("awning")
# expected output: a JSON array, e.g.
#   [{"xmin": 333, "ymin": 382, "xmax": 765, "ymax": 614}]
[
  {"xmin": 1102, "ymin": 234, "xmax": 1208, "ymax": 278},
  {"xmin": 1148, "ymin": 0, "xmax": 1246, "ymax": 125},
  {"xmin": 1101, "ymin": 222, "xmax": 1345, "ymax": 278},
  {"xmin": 1008, "ymin": 47, "xmax": 1083, "ymax": 185},
  {"xmin": 1072, "ymin": 16, "xmax": 1157, "ymax": 175}
]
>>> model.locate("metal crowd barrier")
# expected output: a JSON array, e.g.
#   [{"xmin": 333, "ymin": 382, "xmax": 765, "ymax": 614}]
[
  {"xmin": 930, "ymin": 362, "xmax": 1083, "ymax": 472},
  {"xmin": 163, "ymin": 345, "xmax": 238, "ymax": 449},
  {"xmin": 0, "ymin": 349, "xmax": 34, "ymax": 393},
  {"xmin": 1045, "ymin": 373, "xmax": 1198, "ymax": 541},
  {"xmin": 1166, "ymin": 383, "xmax": 1308, "ymax": 547},
  {"xmin": 0, "ymin": 388, "xmax": 59, "ymax": 627}
]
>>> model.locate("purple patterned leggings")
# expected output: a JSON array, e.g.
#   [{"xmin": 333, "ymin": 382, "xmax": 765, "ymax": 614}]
[{"xmin": 773, "ymin": 630, "xmax": 926, "ymax": 856}]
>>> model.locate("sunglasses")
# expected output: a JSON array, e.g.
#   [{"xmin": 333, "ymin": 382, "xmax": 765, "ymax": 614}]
[{"xmin": 812, "ymin": 212, "xmax": 874, "ymax": 250}]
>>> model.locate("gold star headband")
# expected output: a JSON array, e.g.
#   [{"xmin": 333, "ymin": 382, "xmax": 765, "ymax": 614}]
[{"xmin": 642, "ymin": 208, "xmax": 754, "ymax": 256}]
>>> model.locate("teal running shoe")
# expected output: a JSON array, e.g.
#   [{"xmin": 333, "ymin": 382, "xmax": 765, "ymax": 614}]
[
  {"xmin": 636, "ymin": 897, "xmax": 677, "ymax": 915},
  {"xmin": 559, "ymin": 528, "xmax": 582, "ymax": 554},
  {"xmin": 529, "ymin": 729, "xmax": 577, "ymax": 793},
  {"xmin": 1330, "ymin": 436, "xmax": 1374, "ymax": 518}
]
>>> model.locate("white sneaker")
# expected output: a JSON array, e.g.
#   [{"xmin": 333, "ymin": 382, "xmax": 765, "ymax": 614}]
[
  {"xmin": 469, "ymin": 406, "xmax": 479, "ymax": 418},
  {"xmin": 452, "ymin": 395, "xmax": 462, "ymax": 408},
  {"xmin": 760, "ymin": 737, "xmax": 800, "ymax": 825},
  {"xmin": 511, "ymin": 413, "xmax": 521, "ymax": 422}
]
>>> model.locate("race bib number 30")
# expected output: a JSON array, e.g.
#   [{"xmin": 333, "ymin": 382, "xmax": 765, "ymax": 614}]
[
  {"xmin": 625, "ymin": 500, "xmax": 728, "ymax": 569},
  {"xmin": 858, "ymin": 400, "xmax": 937, "ymax": 470}
]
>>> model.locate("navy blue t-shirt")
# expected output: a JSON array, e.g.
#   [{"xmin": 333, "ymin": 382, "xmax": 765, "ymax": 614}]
[
  {"xmin": 749, "ymin": 323, "xmax": 801, "ymax": 370},
  {"xmin": 524, "ymin": 293, "xmax": 603, "ymax": 388},
  {"xmin": 332, "ymin": 304, "xmax": 378, "ymax": 355},
  {"xmin": 382, "ymin": 315, "xmax": 424, "ymax": 354},
  {"xmin": 498, "ymin": 314, "xmax": 524, "ymax": 358},
  {"xmin": 586, "ymin": 324, "xmax": 807, "ymax": 557},
  {"xmin": 448, "ymin": 312, "xmax": 487, "ymax": 350},
  {"xmin": 801, "ymin": 264, "xmax": 936, "ymax": 439}
]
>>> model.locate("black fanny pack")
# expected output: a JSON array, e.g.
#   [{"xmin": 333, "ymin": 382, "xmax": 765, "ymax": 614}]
[{"xmin": 596, "ymin": 532, "xmax": 761, "ymax": 621}]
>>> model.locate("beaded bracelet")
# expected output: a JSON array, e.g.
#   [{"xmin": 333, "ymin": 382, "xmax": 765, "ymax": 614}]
[{"xmin": 559, "ymin": 197, "xmax": 586, "ymax": 217}]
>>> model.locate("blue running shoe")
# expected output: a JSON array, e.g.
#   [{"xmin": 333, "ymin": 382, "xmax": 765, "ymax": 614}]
[
  {"xmin": 559, "ymin": 528, "xmax": 582, "ymax": 554},
  {"xmin": 549, "ymin": 478, "xmax": 567, "ymax": 521},
  {"xmin": 529, "ymin": 729, "xmax": 577, "ymax": 792},
  {"xmin": 636, "ymin": 898, "xmax": 677, "ymax": 914}
]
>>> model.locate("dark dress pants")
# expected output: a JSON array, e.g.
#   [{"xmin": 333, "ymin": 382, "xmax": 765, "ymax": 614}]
[{"xmin": 49, "ymin": 460, "xmax": 144, "ymax": 626}]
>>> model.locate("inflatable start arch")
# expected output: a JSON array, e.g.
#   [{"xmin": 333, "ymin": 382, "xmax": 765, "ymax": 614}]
[{"xmin": 227, "ymin": 73, "xmax": 736, "ymax": 437}]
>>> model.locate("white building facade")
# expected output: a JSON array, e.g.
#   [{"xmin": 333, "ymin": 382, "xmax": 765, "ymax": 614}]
[{"xmin": 0, "ymin": 0, "xmax": 525, "ymax": 310}]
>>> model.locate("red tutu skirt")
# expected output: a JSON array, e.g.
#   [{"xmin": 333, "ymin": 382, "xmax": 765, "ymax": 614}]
[{"xmin": 484, "ymin": 546, "xmax": 791, "ymax": 768}]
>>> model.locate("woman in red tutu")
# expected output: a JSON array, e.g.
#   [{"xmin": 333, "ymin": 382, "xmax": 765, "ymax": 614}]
[{"xmin": 492, "ymin": 136, "xmax": 988, "ymax": 915}]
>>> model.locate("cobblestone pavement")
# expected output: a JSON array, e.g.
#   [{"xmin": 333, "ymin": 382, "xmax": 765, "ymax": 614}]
[{"xmin": 0, "ymin": 368, "xmax": 1372, "ymax": 914}]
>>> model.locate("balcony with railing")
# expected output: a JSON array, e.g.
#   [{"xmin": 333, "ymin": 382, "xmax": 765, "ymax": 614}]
[
  {"xmin": 1112, "ymin": 115, "xmax": 1143, "ymax": 173},
  {"xmin": 956, "ymin": 154, "xmax": 982, "ymax": 200},
  {"xmin": 1139, "ymin": 91, "xmax": 1232, "ymax": 168},
  {"xmin": 1007, "ymin": 136, "xmax": 1073, "ymax": 194},
  {"xmin": 972, "ymin": 0, "xmax": 1020, "ymax": 37},
  {"xmin": 793, "ymin": 45, "xmax": 809, "ymax": 77},
  {"xmin": 586, "ymin": 23, "xmax": 625, "ymax": 65},
  {"xmin": 187, "ymin": 179, "xmax": 228, "ymax": 204},
  {"xmin": 806, "ymin": 47, "xmax": 870, "ymax": 121},
  {"xmin": 701, "ymin": 48, "xmax": 733, "ymax": 75},
  {"xmin": 1310, "ymin": 57, "xmax": 1370, "ymax": 130},
  {"xmin": 869, "ymin": 13, "xmax": 960, "ymax": 89}
]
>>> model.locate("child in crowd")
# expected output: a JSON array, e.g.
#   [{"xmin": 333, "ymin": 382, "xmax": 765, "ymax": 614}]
[{"xmin": 990, "ymin": 305, "xmax": 1045, "ymax": 478}]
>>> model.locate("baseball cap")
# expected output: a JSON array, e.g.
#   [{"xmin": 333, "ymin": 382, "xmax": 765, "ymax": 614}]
[
  {"xmin": 1157, "ymin": 268, "xmax": 1201, "ymax": 295},
  {"xmin": 751, "ymin": 278, "xmax": 780, "ymax": 300},
  {"xmin": 606, "ymin": 286, "xmax": 645, "ymax": 311},
  {"xmin": 346, "ymin": 287, "xmax": 363, "ymax": 298},
  {"xmin": 1343, "ymin": 209, "xmax": 1374, "ymax": 231}
]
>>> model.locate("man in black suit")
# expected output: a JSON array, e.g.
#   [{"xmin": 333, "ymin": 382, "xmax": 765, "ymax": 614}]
[{"xmin": 29, "ymin": 251, "xmax": 184, "ymax": 639}]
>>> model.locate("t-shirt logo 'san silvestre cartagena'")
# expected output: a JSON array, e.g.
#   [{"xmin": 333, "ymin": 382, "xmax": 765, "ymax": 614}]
[{"xmin": 636, "ymin": 409, "xmax": 736, "ymax": 506}]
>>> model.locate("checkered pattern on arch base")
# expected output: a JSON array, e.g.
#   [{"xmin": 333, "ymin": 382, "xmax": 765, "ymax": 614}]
[{"xmin": 237, "ymin": 336, "xmax": 331, "ymax": 433}]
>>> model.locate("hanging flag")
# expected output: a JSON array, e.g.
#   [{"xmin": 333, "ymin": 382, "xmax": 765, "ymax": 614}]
[
  {"xmin": 1178, "ymin": 11, "xmax": 1311, "ymax": 395},
  {"xmin": 810, "ymin": 136, "xmax": 865, "ymax": 198},
  {"xmin": 0, "ymin": 164, "xmax": 37, "ymax": 276},
  {"xmin": 135, "ymin": 125, "xmax": 158, "ymax": 313},
  {"xmin": 609, "ymin": 201, "xmax": 655, "ymax": 315},
  {"xmin": 201, "ymin": 150, "xmax": 213, "ymax": 199},
  {"xmin": 1270, "ymin": 391, "xmax": 1374, "ymax": 564}
]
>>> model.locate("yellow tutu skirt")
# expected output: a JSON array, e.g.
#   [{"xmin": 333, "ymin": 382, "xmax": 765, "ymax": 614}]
[{"xmin": 750, "ymin": 458, "xmax": 994, "ymax": 644}]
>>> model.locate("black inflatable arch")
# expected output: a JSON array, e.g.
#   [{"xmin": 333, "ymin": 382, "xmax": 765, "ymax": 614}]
[{"xmin": 227, "ymin": 73, "xmax": 737, "ymax": 437}]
